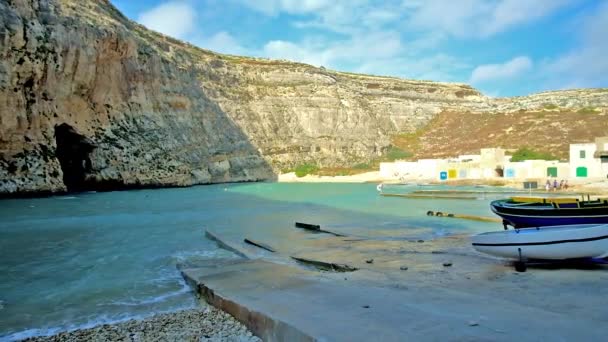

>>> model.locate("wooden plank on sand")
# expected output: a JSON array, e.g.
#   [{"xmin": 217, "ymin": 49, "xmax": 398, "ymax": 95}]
[
  {"xmin": 295, "ymin": 222, "xmax": 320, "ymax": 230},
  {"xmin": 244, "ymin": 238, "xmax": 276, "ymax": 253},
  {"xmin": 294, "ymin": 222, "xmax": 346, "ymax": 237},
  {"xmin": 290, "ymin": 256, "xmax": 358, "ymax": 272}
]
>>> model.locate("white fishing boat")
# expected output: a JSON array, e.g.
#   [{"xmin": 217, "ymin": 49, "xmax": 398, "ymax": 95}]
[{"xmin": 471, "ymin": 224, "xmax": 608, "ymax": 262}]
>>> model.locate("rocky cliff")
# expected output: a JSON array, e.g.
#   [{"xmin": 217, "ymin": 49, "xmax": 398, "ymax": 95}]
[{"xmin": 1, "ymin": 0, "xmax": 607, "ymax": 195}]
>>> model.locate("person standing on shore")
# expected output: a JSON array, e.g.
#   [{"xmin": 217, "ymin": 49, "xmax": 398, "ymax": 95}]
[
  {"xmin": 553, "ymin": 179, "xmax": 558, "ymax": 191},
  {"xmin": 564, "ymin": 180, "xmax": 569, "ymax": 190},
  {"xmin": 545, "ymin": 179, "xmax": 551, "ymax": 192}
]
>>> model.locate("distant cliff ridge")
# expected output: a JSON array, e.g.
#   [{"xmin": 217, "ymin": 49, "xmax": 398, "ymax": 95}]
[{"xmin": 1, "ymin": 0, "xmax": 607, "ymax": 196}]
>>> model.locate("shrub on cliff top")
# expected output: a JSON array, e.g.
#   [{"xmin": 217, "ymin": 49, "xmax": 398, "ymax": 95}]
[
  {"xmin": 385, "ymin": 146, "xmax": 412, "ymax": 161},
  {"xmin": 542, "ymin": 103, "xmax": 559, "ymax": 110},
  {"xmin": 510, "ymin": 147, "xmax": 558, "ymax": 162},
  {"xmin": 353, "ymin": 162, "xmax": 371, "ymax": 169},
  {"xmin": 577, "ymin": 107, "xmax": 597, "ymax": 114},
  {"xmin": 295, "ymin": 163, "xmax": 319, "ymax": 177}
]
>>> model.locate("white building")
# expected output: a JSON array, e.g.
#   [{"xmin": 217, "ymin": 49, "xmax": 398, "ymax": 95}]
[
  {"xmin": 379, "ymin": 137, "xmax": 608, "ymax": 182},
  {"xmin": 569, "ymin": 143, "xmax": 602, "ymax": 178},
  {"xmin": 594, "ymin": 137, "xmax": 608, "ymax": 179},
  {"xmin": 504, "ymin": 160, "xmax": 569, "ymax": 179}
]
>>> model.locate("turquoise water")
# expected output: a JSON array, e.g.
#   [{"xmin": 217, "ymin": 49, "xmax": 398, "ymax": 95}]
[{"xmin": 0, "ymin": 183, "xmax": 502, "ymax": 340}]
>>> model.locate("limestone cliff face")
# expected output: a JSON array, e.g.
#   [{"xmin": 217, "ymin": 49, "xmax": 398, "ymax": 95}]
[
  {"xmin": 0, "ymin": 0, "xmax": 275, "ymax": 194},
  {"xmin": 0, "ymin": 0, "xmax": 607, "ymax": 195}
]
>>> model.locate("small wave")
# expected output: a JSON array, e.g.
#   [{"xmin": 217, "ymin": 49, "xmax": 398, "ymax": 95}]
[
  {"xmin": 103, "ymin": 282, "xmax": 191, "ymax": 307},
  {"xmin": 56, "ymin": 196, "xmax": 77, "ymax": 200},
  {"xmin": 171, "ymin": 249, "xmax": 239, "ymax": 264},
  {"xmin": 1, "ymin": 326, "xmax": 65, "ymax": 342},
  {"xmin": 0, "ymin": 303, "xmax": 197, "ymax": 342}
]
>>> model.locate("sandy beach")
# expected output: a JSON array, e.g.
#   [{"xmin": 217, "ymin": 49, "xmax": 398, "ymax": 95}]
[
  {"xmin": 277, "ymin": 171, "xmax": 385, "ymax": 183},
  {"xmin": 278, "ymin": 171, "xmax": 608, "ymax": 194}
]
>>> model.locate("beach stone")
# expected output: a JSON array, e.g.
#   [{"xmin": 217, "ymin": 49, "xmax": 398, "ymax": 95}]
[
  {"xmin": 365, "ymin": 259, "xmax": 374, "ymax": 264},
  {"xmin": 400, "ymin": 266, "xmax": 409, "ymax": 271},
  {"xmin": 21, "ymin": 307, "xmax": 261, "ymax": 342}
]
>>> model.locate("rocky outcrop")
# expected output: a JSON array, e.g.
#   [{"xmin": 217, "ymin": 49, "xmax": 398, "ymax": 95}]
[
  {"xmin": 0, "ymin": 0, "xmax": 275, "ymax": 194},
  {"xmin": 1, "ymin": 0, "xmax": 607, "ymax": 195}
]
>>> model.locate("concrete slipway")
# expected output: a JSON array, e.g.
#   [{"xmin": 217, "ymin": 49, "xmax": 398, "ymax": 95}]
[{"xmin": 181, "ymin": 229, "xmax": 608, "ymax": 341}]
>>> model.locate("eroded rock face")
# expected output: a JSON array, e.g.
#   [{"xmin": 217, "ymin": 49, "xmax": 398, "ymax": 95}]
[
  {"xmin": 0, "ymin": 0, "xmax": 607, "ymax": 195},
  {"xmin": 0, "ymin": 0, "xmax": 276, "ymax": 194}
]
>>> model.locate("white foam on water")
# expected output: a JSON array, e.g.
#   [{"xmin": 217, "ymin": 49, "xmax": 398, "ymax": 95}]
[
  {"xmin": 102, "ymin": 281, "xmax": 192, "ymax": 307},
  {"xmin": 0, "ymin": 302, "xmax": 197, "ymax": 342},
  {"xmin": 171, "ymin": 248, "xmax": 240, "ymax": 263}
]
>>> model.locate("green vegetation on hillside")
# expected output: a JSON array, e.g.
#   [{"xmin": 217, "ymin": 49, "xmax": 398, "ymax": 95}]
[
  {"xmin": 510, "ymin": 147, "xmax": 559, "ymax": 162},
  {"xmin": 577, "ymin": 107, "xmax": 597, "ymax": 114},
  {"xmin": 542, "ymin": 103, "xmax": 559, "ymax": 110},
  {"xmin": 385, "ymin": 146, "xmax": 412, "ymax": 161},
  {"xmin": 294, "ymin": 163, "xmax": 319, "ymax": 177},
  {"xmin": 352, "ymin": 162, "xmax": 371, "ymax": 169},
  {"xmin": 294, "ymin": 146, "xmax": 413, "ymax": 177}
]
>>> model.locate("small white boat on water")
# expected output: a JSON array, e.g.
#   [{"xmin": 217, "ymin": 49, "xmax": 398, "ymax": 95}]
[{"xmin": 471, "ymin": 224, "xmax": 608, "ymax": 261}]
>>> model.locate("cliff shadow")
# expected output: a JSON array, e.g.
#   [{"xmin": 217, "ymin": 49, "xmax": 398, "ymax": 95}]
[
  {"xmin": 50, "ymin": 70, "xmax": 277, "ymax": 194},
  {"xmin": 54, "ymin": 123, "xmax": 96, "ymax": 192}
]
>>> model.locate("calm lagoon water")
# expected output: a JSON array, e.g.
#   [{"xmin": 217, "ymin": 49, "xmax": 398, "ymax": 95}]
[{"xmin": 0, "ymin": 182, "xmax": 503, "ymax": 340}]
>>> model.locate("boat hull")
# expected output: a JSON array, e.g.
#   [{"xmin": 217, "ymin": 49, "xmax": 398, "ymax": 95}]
[
  {"xmin": 490, "ymin": 199, "xmax": 608, "ymax": 228},
  {"xmin": 471, "ymin": 224, "xmax": 608, "ymax": 260}
]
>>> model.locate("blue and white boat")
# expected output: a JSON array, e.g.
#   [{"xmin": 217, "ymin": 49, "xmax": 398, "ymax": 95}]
[
  {"xmin": 472, "ymin": 223, "xmax": 608, "ymax": 261},
  {"xmin": 490, "ymin": 197, "xmax": 608, "ymax": 228}
]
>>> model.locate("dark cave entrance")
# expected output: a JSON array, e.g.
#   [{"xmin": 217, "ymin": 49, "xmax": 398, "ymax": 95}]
[{"xmin": 54, "ymin": 123, "xmax": 96, "ymax": 192}]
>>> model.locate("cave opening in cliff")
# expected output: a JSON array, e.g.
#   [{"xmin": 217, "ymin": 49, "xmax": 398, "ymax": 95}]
[{"xmin": 54, "ymin": 123, "xmax": 96, "ymax": 192}]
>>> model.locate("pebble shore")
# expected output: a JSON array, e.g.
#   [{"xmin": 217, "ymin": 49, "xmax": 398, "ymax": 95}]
[{"xmin": 21, "ymin": 306, "xmax": 261, "ymax": 342}]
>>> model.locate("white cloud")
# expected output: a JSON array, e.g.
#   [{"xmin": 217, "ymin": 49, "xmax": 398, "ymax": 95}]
[
  {"xmin": 193, "ymin": 31, "xmax": 250, "ymax": 56},
  {"xmin": 243, "ymin": 0, "xmax": 401, "ymax": 34},
  {"xmin": 470, "ymin": 56, "xmax": 532, "ymax": 84},
  {"xmin": 136, "ymin": 2, "xmax": 252, "ymax": 57},
  {"xmin": 540, "ymin": 2, "xmax": 608, "ymax": 89},
  {"xmin": 403, "ymin": 0, "xmax": 574, "ymax": 39},
  {"xmin": 356, "ymin": 53, "xmax": 470, "ymax": 82},
  {"xmin": 263, "ymin": 40, "xmax": 330, "ymax": 66},
  {"xmin": 237, "ymin": 0, "xmax": 333, "ymax": 16},
  {"xmin": 485, "ymin": 0, "xmax": 574, "ymax": 37},
  {"xmin": 261, "ymin": 31, "xmax": 403, "ymax": 68},
  {"xmin": 137, "ymin": 2, "xmax": 196, "ymax": 39},
  {"xmin": 131, "ymin": 0, "xmax": 602, "ymax": 95}
]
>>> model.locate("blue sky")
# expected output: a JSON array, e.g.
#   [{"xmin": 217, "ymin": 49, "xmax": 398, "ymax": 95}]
[{"xmin": 110, "ymin": 0, "xmax": 608, "ymax": 97}]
